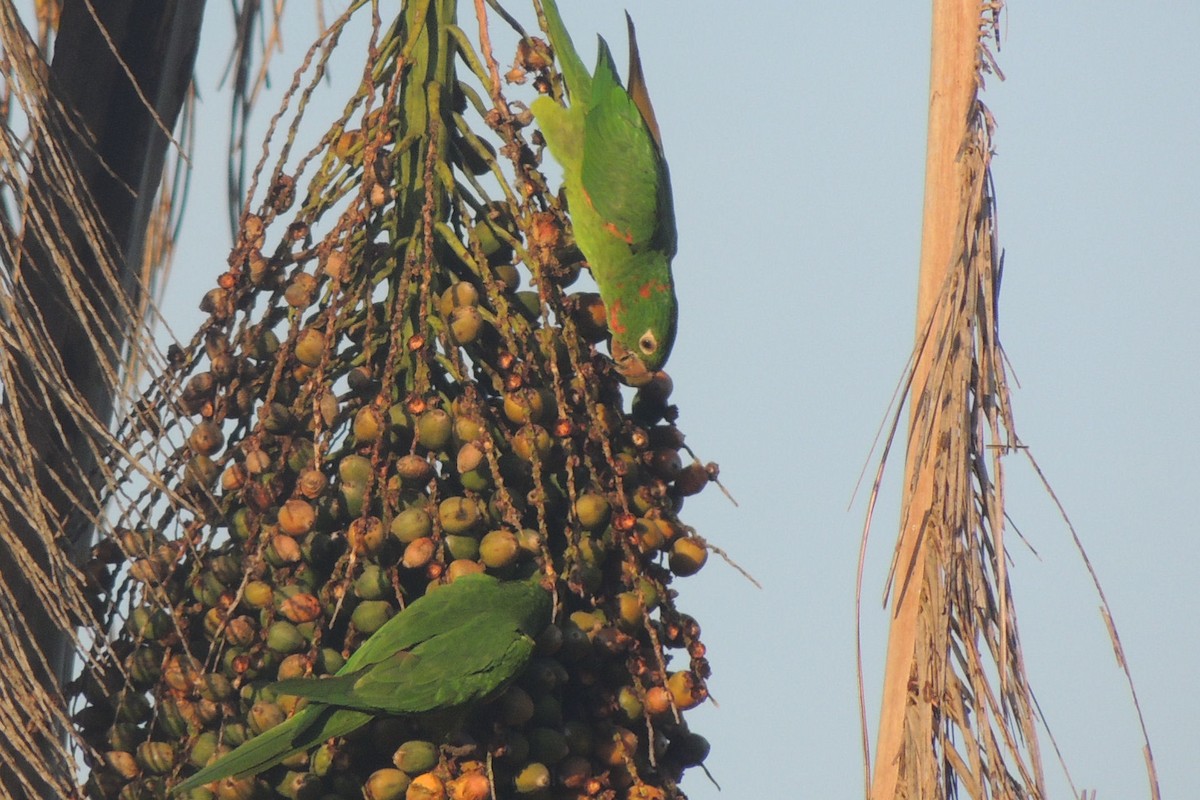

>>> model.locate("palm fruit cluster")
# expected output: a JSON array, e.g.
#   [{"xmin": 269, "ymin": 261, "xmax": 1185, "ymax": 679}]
[{"xmin": 72, "ymin": 3, "xmax": 720, "ymax": 799}]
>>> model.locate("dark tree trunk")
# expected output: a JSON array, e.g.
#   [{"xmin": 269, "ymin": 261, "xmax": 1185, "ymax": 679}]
[{"xmin": 0, "ymin": 2, "xmax": 204, "ymax": 795}]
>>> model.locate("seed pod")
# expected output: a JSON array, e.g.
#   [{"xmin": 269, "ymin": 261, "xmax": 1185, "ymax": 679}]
[
  {"xmin": 351, "ymin": 600, "xmax": 395, "ymax": 635},
  {"xmin": 496, "ymin": 685, "xmax": 535, "ymax": 727},
  {"xmin": 513, "ymin": 762, "xmax": 550, "ymax": 794},
  {"xmin": 293, "ymin": 328, "xmax": 327, "ymax": 367},
  {"xmin": 135, "ymin": 741, "xmax": 175, "ymax": 774},
  {"xmin": 502, "ymin": 388, "xmax": 549, "ymax": 425},
  {"xmin": 512, "ymin": 425, "xmax": 552, "ymax": 463},
  {"xmin": 248, "ymin": 700, "xmax": 287, "ymax": 735},
  {"xmin": 349, "ymin": 516, "xmax": 387, "ymax": 557},
  {"xmin": 527, "ymin": 727, "xmax": 569, "ymax": 765},
  {"xmin": 438, "ymin": 497, "xmax": 482, "ymax": 535},
  {"xmin": 277, "ymin": 498, "xmax": 316, "ymax": 537},
  {"xmin": 365, "ymin": 768, "xmax": 412, "ymax": 800},
  {"xmin": 444, "ymin": 535, "xmax": 480, "ymax": 562},
  {"xmin": 447, "ymin": 559, "xmax": 485, "ymax": 581},
  {"xmin": 402, "ymin": 537, "xmax": 436, "ymax": 570},
  {"xmin": 296, "ymin": 468, "xmax": 328, "ymax": 499},
  {"xmin": 669, "ymin": 537, "xmax": 708, "ymax": 577},
  {"xmin": 355, "ymin": 564, "xmax": 392, "ymax": 600},
  {"xmin": 279, "ymin": 592, "xmax": 322, "ymax": 624},
  {"xmin": 104, "ymin": 749, "xmax": 140, "ymax": 780},
  {"xmin": 392, "ymin": 740, "xmax": 438, "ymax": 775},
  {"xmin": 339, "ymin": 454, "xmax": 374, "ymax": 485},
  {"xmin": 266, "ymin": 621, "xmax": 306, "ymax": 654},
  {"xmin": 666, "ymin": 671, "xmax": 705, "ymax": 711},
  {"xmin": 406, "ymin": 772, "xmax": 446, "ymax": 800},
  {"xmin": 390, "ymin": 507, "xmax": 433, "ymax": 544},
  {"xmin": 354, "ymin": 405, "xmax": 386, "ymax": 444},
  {"xmin": 574, "ymin": 493, "xmax": 611, "ymax": 532},
  {"xmin": 415, "ymin": 409, "xmax": 453, "ymax": 450},
  {"xmin": 583, "ymin": 727, "xmax": 625, "ymax": 769},
  {"xmin": 478, "ymin": 529, "xmax": 519, "ymax": 570},
  {"xmin": 455, "ymin": 442, "xmax": 485, "ymax": 474},
  {"xmin": 266, "ymin": 533, "xmax": 302, "ymax": 566},
  {"xmin": 448, "ymin": 306, "xmax": 485, "ymax": 344},
  {"xmin": 284, "ymin": 272, "xmax": 319, "ymax": 308},
  {"xmin": 186, "ymin": 731, "xmax": 222, "ymax": 769},
  {"xmin": 196, "ymin": 672, "xmax": 234, "ymax": 703},
  {"xmin": 188, "ymin": 420, "xmax": 226, "ymax": 456},
  {"xmin": 616, "ymin": 685, "xmax": 643, "ymax": 722},
  {"xmin": 447, "ymin": 772, "xmax": 490, "ymax": 800},
  {"xmin": 127, "ymin": 606, "xmax": 172, "ymax": 640},
  {"xmin": 396, "ymin": 454, "xmax": 434, "ymax": 485}
]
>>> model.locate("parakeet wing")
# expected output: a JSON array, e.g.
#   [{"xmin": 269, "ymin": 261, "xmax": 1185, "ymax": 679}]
[
  {"xmin": 338, "ymin": 573, "xmax": 506, "ymax": 673},
  {"xmin": 273, "ymin": 616, "xmax": 536, "ymax": 714},
  {"xmin": 580, "ymin": 40, "xmax": 675, "ymax": 256}
]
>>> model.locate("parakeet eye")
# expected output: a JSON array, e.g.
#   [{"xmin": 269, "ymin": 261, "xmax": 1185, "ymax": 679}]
[{"xmin": 638, "ymin": 331, "xmax": 657, "ymax": 355}]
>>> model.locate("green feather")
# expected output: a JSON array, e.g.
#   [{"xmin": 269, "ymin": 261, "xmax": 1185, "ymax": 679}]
[
  {"xmin": 172, "ymin": 574, "xmax": 551, "ymax": 794},
  {"xmin": 532, "ymin": 0, "xmax": 678, "ymax": 376}
]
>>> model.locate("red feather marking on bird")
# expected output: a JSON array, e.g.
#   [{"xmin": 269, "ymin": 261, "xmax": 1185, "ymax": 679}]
[
  {"xmin": 638, "ymin": 280, "xmax": 667, "ymax": 299},
  {"xmin": 608, "ymin": 299, "xmax": 627, "ymax": 333},
  {"xmin": 603, "ymin": 221, "xmax": 634, "ymax": 244},
  {"xmin": 579, "ymin": 185, "xmax": 634, "ymax": 244}
]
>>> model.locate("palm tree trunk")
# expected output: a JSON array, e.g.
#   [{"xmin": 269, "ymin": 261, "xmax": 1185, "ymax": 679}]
[{"xmin": 0, "ymin": 2, "xmax": 203, "ymax": 794}]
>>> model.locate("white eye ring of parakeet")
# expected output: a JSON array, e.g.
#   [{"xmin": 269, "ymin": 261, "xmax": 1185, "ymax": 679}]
[{"xmin": 638, "ymin": 330, "xmax": 658, "ymax": 357}]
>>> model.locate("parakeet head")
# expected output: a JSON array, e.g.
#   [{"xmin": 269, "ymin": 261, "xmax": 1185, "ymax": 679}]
[{"xmin": 606, "ymin": 263, "xmax": 677, "ymax": 381}]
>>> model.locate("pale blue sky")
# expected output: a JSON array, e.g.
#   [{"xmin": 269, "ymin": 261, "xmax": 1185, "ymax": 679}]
[{"xmin": 166, "ymin": 3, "xmax": 1200, "ymax": 797}]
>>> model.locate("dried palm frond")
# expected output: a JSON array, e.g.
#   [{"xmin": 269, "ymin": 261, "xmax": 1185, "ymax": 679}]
[{"xmin": 859, "ymin": 3, "xmax": 1159, "ymax": 799}]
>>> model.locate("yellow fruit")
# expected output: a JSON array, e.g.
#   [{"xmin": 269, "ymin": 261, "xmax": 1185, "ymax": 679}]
[
  {"xmin": 134, "ymin": 741, "xmax": 174, "ymax": 774},
  {"xmin": 438, "ymin": 496, "xmax": 482, "ymax": 535},
  {"xmin": 242, "ymin": 581, "xmax": 273, "ymax": 609},
  {"xmin": 447, "ymin": 559, "xmax": 486, "ymax": 581},
  {"xmin": 392, "ymin": 740, "xmax": 438, "ymax": 775},
  {"xmin": 406, "ymin": 772, "xmax": 445, "ymax": 800},
  {"xmin": 574, "ymin": 493, "xmax": 611, "ymax": 532},
  {"xmin": 513, "ymin": 762, "xmax": 550, "ymax": 794},
  {"xmin": 449, "ymin": 306, "xmax": 485, "ymax": 344},
  {"xmin": 479, "ymin": 529, "xmax": 520, "ymax": 569},
  {"xmin": 415, "ymin": 409, "xmax": 453, "ymax": 450},
  {"xmin": 349, "ymin": 516, "xmax": 387, "ymax": 556},
  {"xmin": 366, "ymin": 769, "xmax": 412, "ymax": 800},
  {"xmin": 438, "ymin": 282, "xmax": 480, "ymax": 317},
  {"xmin": 669, "ymin": 537, "xmax": 708, "ymax": 576},
  {"xmin": 248, "ymin": 700, "xmax": 287, "ymax": 734},
  {"xmin": 276, "ymin": 499, "xmax": 316, "ymax": 537},
  {"xmin": 293, "ymin": 327, "xmax": 327, "ymax": 367},
  {"xmin": 666, "ymin": 671, "xmax": 705, "ymax": 710},
  {"xmin": 447, "ymin": 772, "xmax": 490, "ymax": 800},
  {"xmin": 354, "ymin": 405, "xmax": 386, "ymax": 444},
  {"xmin": 104, "ymin": 750, "xmax": 140, "ymax": 780}
]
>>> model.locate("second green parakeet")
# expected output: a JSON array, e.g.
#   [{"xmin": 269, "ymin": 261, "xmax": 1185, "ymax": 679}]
[
  {"xmin": 171, "ymin": 573, "xmax": 552, "ymax": 794},
  {"xmin": 531, "ymin": 0, "xmax": 678, "ymax": 381}
]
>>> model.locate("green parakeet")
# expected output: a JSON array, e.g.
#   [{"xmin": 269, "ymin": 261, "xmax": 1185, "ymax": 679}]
[
  {"xmin": 531, "ymin": 0, "xmax": 678, "ymax": 381},
  {"xmin": 171, "ymin": 573, "xmax": 552, "ymax": 794}
]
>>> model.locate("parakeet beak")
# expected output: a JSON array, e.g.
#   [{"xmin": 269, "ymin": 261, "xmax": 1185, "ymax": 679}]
[{"xmin": 610, "ymin": 340, "xmax": 657, "ymax": 387}]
